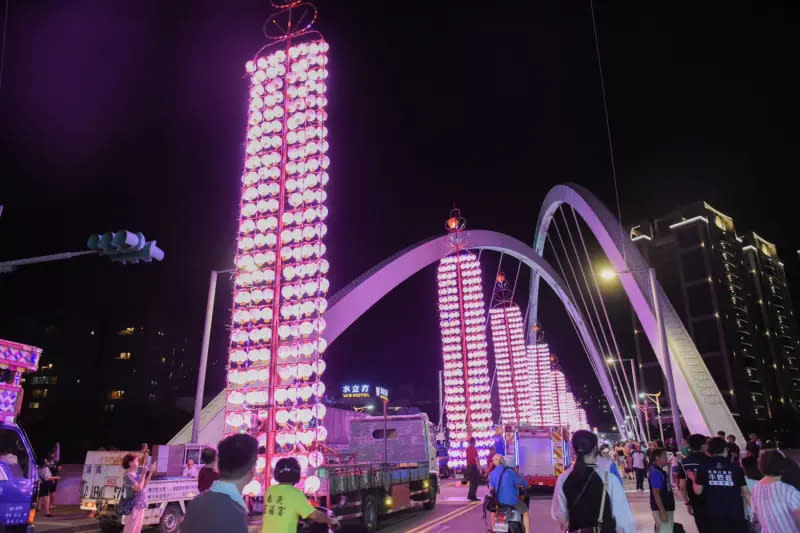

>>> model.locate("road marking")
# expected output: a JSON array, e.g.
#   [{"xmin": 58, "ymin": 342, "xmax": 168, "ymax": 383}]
[{"xmin": 405, "ymin": 500, "xmax": 481, "ymax": 533}]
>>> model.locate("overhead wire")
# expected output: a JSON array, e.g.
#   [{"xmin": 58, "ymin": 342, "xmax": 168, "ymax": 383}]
[{"xmin": 589, "ymin": 0, "xmax": 626, "ymax": 262}]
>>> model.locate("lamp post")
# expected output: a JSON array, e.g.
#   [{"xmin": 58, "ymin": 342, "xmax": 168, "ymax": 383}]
[
  {"xmin": 191, "ymin": 268, "xmax": 234, "ymax": 443},
  {"xmin": 607, "ymin": 357, "xmax": 645, "ymax": 443},
  {"xmin": 640, "ymin": 392, "xmax": 664, "ymax": 443},
  {"xmin": 599, "ymin": 267, "xmax": 682, "ymax": 441}
]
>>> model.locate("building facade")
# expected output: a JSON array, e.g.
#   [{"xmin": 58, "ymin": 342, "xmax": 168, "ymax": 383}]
[{"xmin": 630, "ymin": 202, "xmax": 800, "ymax": 433}]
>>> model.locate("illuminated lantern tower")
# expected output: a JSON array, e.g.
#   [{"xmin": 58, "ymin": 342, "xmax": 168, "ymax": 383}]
[
  {"xmin": 225, "ymin": 1, "xmax": 330, "ymax": 495},
  {"xmin": 488, "ymin": 273, "xmax": 533, "ymax": 424},
  {"xmin": 527, "ymin": 342, "xmax": 558, "ymax": 425},
  {"xmin": 438, "ymin": 209, "xmax": 493, "ymax": 467}
]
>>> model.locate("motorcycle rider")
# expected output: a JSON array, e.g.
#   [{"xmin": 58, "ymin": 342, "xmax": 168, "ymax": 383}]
[{"xmin": 488, "ymin": 454, "xmax": 530, "ymax": 533}]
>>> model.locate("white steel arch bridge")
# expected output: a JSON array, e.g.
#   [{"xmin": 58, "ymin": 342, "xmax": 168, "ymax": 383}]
[{"xmin": 172, "ymin": 183, "xmax": 743, "ymax": 444}]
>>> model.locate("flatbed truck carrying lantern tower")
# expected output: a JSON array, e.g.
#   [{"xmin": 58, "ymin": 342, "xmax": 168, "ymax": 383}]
[{"xmin": 0, "ymin": 338, "xmax": 43, "ymax": 532}]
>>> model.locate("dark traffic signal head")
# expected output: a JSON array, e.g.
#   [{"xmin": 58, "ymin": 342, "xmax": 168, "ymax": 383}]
[{"xmin": 87, "ymin": 230, "xmax": 164, "ymax": 264}]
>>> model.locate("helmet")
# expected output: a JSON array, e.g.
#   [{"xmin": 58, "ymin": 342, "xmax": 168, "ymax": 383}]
[
  {"xmin": 274, "ymin": 457, "xmax": 302, "ymax": 484},
  {"xmin": 492, "ymin": 454, "xmax": 505, "ymax": 467}
]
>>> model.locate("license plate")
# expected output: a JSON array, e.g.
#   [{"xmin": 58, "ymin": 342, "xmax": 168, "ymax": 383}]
[{"xmin": 494, "ymin": 523, "xmax": 509, "ymax": 532}]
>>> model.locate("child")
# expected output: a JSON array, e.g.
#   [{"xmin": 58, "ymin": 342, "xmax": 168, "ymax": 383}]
[{"xmin": 648, "ymin": 448, "xmax": 675, "ymax": 533}]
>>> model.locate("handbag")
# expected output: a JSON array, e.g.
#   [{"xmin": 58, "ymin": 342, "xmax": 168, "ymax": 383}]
[{"xmin": 117, "ymin": 474, "xmax": 136, "ymax": 516}]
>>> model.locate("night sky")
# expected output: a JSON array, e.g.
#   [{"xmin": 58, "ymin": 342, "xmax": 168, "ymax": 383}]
[{"xmin": 1, "ymin": 2, "xmax": 798, "ymax": 429}]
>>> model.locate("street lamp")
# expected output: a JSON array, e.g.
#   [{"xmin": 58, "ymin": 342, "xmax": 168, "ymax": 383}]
[
  {"xmin": 640, "ymin": 391, "xmax": 665, "ymax": 443},
  {"xmin": 598, "ymin": 266, "xmax": 682, "ymax": 441},
  {"xmin": 191, "ymin": 268, "xmax": 235, "ymax": 443}
]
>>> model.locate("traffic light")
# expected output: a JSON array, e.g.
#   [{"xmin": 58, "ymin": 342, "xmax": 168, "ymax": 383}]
[{"xmin": 87, "ymin": 230, "xmax": 165, "ymax": 264}]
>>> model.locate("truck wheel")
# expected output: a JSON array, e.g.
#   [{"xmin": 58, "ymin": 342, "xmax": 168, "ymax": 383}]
[
  {"xmin": 160, "ymin": 503, "xmax": 183, "ymax": 533},
  {"xmin": 423, "ymin": 477, "xmax": 437, "ymax": 510},
  {"xmin": 360, "ymin": 494, "xmax": 379, "ymax": 532}
]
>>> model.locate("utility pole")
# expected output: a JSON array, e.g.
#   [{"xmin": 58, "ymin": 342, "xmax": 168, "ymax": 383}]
[{"xmin": 191, "ymin": 268, "xmax": 233, "ymax": 443}]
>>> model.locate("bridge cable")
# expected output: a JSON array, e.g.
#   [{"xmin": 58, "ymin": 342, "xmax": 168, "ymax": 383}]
[
  {"xmin": 509, "ymin": 260, "xmax": 523, "ymax": 303},
  {"xmin": 556, "ymin": 208, "xmax": 640, "ymax": 436},
  {"xmin": 570, "ymin": 206, "xmax": 645, "ymax": 440},
  {"xmin": 545, "ymin": 231, "xmax": 617, "ymax": 428},
  {"xmin": 550, "ymin": 213, "xmax": 628, "ymax": 421},
  {"xmin": 589, "ymin": 0, "xmax": 626, "ymax": 263}
]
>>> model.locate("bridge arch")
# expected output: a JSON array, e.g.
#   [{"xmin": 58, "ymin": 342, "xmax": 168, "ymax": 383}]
[
  {"xmin": 323, "ymin": 229, "xmax": 627, "ymax": 431},
  {"xmin": 530, "ymin": 183, "xmax": 742, "ymax": 440}
]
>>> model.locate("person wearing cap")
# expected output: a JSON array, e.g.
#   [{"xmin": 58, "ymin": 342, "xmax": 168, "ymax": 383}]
[
  {"xmin": 262, "ymin": 457, "xmax": 339, "ymax": 533},
  {"xmin": 181, "ymin": 434, "xmax": 257, "ymax": 533},
  {"xmin": 488, "ymin": 454, "xmax": 530, "ymax": 533}
]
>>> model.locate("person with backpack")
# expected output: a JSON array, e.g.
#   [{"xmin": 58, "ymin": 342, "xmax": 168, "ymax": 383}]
[
  {"xmin": 552, "ymin": 430, "xmax": 635, "ymax": 533},
  {"xmin": 649, "ymin": 448, "xmax": 676, "ymax": 533},
  {"xmin": 488, "ymin": 454, "xmax": 530, "ymax": 533}
]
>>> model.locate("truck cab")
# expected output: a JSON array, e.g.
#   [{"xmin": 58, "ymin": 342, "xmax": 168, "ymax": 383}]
[
  {"xmin": 0, "ymin": 338, "xmax": 43, "ymax": 532},
  {"xmin": 0, "ymin": 423, "xmax": 36, "ymax": 532}
]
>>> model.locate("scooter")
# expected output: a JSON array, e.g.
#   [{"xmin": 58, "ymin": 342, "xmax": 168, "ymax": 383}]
[
  {"xmin": 489, "ymin": 504, "xmax": 524, "ymax": 533},
  {"xmin": 297, "ymin": 507, "xmax": 340, "ymax": 533}
]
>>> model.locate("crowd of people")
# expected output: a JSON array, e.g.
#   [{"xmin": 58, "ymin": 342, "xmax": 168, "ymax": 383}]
[{"xmin": 584, "ymin": 431, "xmax": 800, "ymax": 532}]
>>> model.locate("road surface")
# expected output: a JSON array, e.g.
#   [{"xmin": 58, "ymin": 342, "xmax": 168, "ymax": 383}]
[{"xmin": 346, "ymin": 476, "xmax": 700, "ymax": 533}]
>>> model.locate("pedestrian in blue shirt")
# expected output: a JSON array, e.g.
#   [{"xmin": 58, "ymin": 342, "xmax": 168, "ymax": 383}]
[
  {"xmin": 488, "ymin": 454, "xmax": 529, "ymax": 533},
  {"xmin": 687, "ymin": 436, "xmax": 750, "ymax": 533},
  {"xmin": 649, "ymin": 448, "xmax": 675, "ymax": 533}
]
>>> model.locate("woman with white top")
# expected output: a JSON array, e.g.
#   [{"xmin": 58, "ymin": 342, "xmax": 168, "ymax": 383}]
[
  {"xmin": 741, "ymin": 455, "xmax": 763, "ymax": 524},
  {"xmin": 752, "ymin": 450, "xmax": 800, "ymax": 532},
  {"xmin": 552, "ymin": 430, "xmax": 635, "ymax": 533}
]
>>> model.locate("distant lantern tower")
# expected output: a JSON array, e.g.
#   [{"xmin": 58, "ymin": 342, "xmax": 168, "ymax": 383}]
[
  {"xmin": 437, "ymin": 209, "xmax": 492, "ymax": 468},
  {"xmin": 527, "ymin": 336, "xmax": 558, "ymax": 425},
  {"xmin": 225, "ymin": 0, "xmax": 331, "ymax": 496},
  {"xmin": 489, "ymin": 273, "xmax": 533, "ymax": 425}
]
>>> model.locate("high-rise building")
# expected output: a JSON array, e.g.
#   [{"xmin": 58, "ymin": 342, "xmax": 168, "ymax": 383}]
[{"xmin": 630, "ymin": 202, "xmax": 800, "ymax": 431}]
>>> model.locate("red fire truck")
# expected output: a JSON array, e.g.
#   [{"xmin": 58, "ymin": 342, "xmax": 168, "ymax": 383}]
[{"xmin": 510, "ymin": 425, "xmax": 571, "ymax": 488}]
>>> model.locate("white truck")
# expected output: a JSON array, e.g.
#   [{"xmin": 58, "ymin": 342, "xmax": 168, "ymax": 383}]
[
  {"xmin": 80, "ymin": 444, "xmax": 204, "ymax": 533},
  {"xmin": 314, "ymin": 413, "xmax": 439, "ymax": 531}
]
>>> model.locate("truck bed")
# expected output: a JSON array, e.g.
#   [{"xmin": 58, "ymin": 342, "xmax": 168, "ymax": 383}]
[{"xmin": 321, "ymin": 462, "xmax": 429, "ymax": 496}]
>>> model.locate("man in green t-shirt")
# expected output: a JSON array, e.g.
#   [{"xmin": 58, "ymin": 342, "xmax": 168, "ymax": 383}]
[{"xmin": 262, "ymin": 457, "xmax": 339, "ymax": 533}]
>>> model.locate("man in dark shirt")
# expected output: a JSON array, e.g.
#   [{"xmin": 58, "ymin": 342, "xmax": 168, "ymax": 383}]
[
  {"xmin": 465, "ymin": 437, "xmax": 480, "ymax": 501},
  {"xmin": 745, "ymin": 433, "xmax": 760, "ymax": 458},
  {"xmin": 197, "ymin": 447, "xmax": 219, "ymax": 492},
  {"xmin": 688, "ymin": 437, "xmax": 750, "ymax": 533},
  {"xmin": 181, "ymin": 434, "xmax": 256, "ymax": 533},
  {"xmin": 726, "ymin": 435, "xmax": 740, "ymax": 466},
  {"xmin": 677, "ymin": 433, "xmax": 711, "ymax": 533}
]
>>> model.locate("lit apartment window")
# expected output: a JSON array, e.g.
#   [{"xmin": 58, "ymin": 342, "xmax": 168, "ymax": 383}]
[
  {"xmin": 161, "ymin": 357, "xmax": 167, "ymax": 363},
  {"xmin": 119, "ymin": 352, "xmax": 132, "ymax": 360},
  {"xmin": 119, "ymin": 327, "xmax": 135, "ymax": 336},
  {"xmin": 109, "ymin": 390, "xmax": 125, "ymax": 400},
  {"xmin": 27, "ymin": 402, "xmax": 40, "ymax": 409}
]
